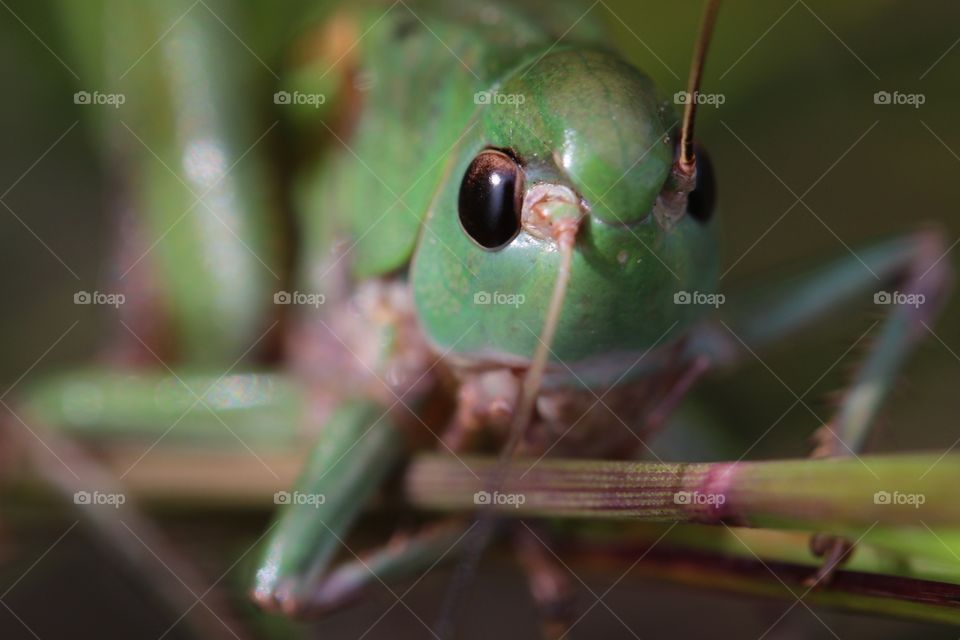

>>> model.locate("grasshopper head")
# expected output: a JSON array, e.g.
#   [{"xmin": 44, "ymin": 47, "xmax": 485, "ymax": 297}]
[{"xmin": 410, "ymin": 48, "xmax": 719, "ymax": 382}]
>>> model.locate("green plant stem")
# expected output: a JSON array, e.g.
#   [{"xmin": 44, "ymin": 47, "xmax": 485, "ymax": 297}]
[
  {"xmin": 407, "ymin": 453, "xmax": 960, "ymax": 624},
  {"xmin": 406, "ymin": 453, "xmax": 960, "ymax": 531}
]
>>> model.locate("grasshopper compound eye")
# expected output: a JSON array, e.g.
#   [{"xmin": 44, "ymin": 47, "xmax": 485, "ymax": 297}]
[
  {"xmin": 458, "ymin": 149, "xmax": 523, "ymax": 250},
  {"xmin": 688, "ymin": 146, "xmax": 716, "ymax": 223}
]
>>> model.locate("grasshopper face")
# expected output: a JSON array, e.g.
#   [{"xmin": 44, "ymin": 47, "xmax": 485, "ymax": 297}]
[{"xmin": 411, "ymin": 50, "xmax": 719, "ymax": 381}]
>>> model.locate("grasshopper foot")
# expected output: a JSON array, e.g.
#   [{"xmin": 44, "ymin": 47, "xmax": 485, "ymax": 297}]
[
  {"xmin": 806, "ymin": 427, "xmax": 856, "ymax": 588},
  {"xmin": 804, "ymin": 533, "xmax": 855, "ymax": 588}
]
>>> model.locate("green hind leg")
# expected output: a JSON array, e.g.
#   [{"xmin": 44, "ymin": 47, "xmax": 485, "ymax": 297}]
[
  {"xmin": 19, "ymin": 369, "xmax": 305, "ymax": 449},
  {"xmin": 251, "ymin": 398, "xmax": 470, "ymax": 617},
  {"xmin": 697, "ymin": 228, "xmax": 952, "ymax": 582}
]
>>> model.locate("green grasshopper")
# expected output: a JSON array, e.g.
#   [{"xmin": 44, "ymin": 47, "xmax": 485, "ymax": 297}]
[{"xmin": 24, "ymin": 0, "xmax": 951, "ymax": 634}]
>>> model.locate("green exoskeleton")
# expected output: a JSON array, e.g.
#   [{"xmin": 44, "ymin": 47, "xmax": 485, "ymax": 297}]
[{"xmin": 22, "ymin": 0, "xmax": 952, "ymax": 633}]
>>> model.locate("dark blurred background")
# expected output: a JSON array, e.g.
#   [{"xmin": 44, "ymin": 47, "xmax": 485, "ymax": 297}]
[{"xmin": 1, "ymin": 0, "xmax": 959, "ymax": 638}]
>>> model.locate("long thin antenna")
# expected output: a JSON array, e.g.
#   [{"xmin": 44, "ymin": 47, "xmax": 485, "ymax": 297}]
[
  {"xmin": 435, "ymin": 222, "xmax": 579, "ymax": 639},
  {"xmin": 679, "ymin": 0, "xmax": 721, "ymax": 172},
  {"xmin": 501, "ymin": 225, "xmax": 577, "ymax": 462}
]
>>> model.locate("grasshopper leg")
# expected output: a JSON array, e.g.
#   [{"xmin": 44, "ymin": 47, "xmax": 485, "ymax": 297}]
[
  {"xmin": 257, "ymin": 517, "xmax": 472, "ymax": 618},
  {"xmin": 6, "ymin": 372, "xmax": 263, "ymax": 639},
  {"xmin": 251, "ymin": 398, "xmax": 471, "ymax": 617},
  {"xmin": 809, "ymin": 234, "xmax": 951, "ymax": 457},
  {"xmin": 643, "ymin": 354, "xmax": 711, "ymax": 435},
  {"xmin": 805, "ymin": 231, "xmax": 949, "ymax": 585},
  {"xmin": 699, "ymin": 228, "xmax": 951, "ymax": 375},
  {"xmin": 513, "ymin": 524, "xmax": 578, "ymax": 639},
  {"xmin": 698, "ymin": 228, "xmax": 952, "ymax": 584}
]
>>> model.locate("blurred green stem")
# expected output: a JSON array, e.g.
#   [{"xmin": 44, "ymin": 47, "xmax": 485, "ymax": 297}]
[{"xmin": 407, "ymin": 453, "xmax": 960, "ymax": 531}]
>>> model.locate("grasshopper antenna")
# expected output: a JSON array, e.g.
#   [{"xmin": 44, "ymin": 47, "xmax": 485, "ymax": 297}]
[
  {"xmin": 678, "ymin": 0, "xmax": 721, "ymax": 174},
  {"xmin": 436, "ymin": 221, "xmax": 579, "ymax": 638},
  {"xmin": 654, "ymin": 0, "xmax": 721, "ymax": 230},
  {"xmin": 501, "ymin": 223, "xmax": 577, "ymax": 461}
]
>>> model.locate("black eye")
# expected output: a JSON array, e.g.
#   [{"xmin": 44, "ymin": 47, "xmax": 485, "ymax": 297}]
[
  {"xmin": 458, "ymin": 150, "xmax": 523, "ymax": 250},
  {"xmin": 688, "ymin": 146, "xmax": 716, "ymax": 223}
]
